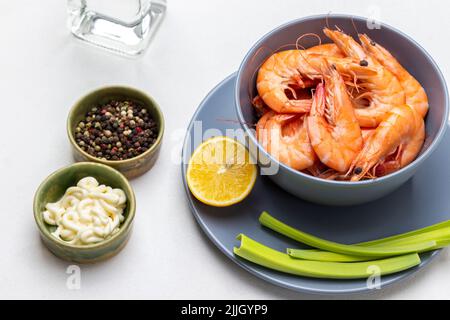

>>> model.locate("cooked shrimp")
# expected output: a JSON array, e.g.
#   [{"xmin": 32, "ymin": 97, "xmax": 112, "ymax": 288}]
[
  {"xmin": 307, "ymin": 66, "xmax": 363, "ymax": 173},
  {"xmin": 257, "ymin": 50, "xmax": 316, "ymax": 114},
  {"xmin": 324, "ymin": 28, "xmax": 406, "ymax": 127},
  {"xmin": 256, "ymin": 112, "xmax": 316, "ymax": 170},
  {"xmin": 361, "ymin": 128, "xmax": 375, "ymax": 143},
  {"xmin": 349, "ymin": 104, "xmax": 425, "ymax": 181},
  {"xmin": 257, "ymin": 49, "xmax": 376, "ymax": 114},
  {"xmin": 255, "ymin": 110, "xmax": 275, "ymax": 150},
  {"xmin": 305, "ymin": 43, "xmax": 345, "ymax": 58},
  {"xmin": 359, "ymin": 34, "xmax": 429, "ymax": 118}
]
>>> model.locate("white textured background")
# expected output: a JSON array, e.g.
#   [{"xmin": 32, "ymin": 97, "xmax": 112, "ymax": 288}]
[{"xmin": 1, "ymin": 0, "xmax": 450, "ymax": 300}]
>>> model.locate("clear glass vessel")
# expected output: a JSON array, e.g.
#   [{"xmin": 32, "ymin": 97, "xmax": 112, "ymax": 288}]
[{"xmin": 67, "ymin": 0, "xmax": 166, "ymax": 57}]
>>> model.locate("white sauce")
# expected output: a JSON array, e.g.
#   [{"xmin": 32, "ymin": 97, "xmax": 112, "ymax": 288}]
[{"xmin": 42, "ymin": 177, "xmax": 127, "ymax": 245}]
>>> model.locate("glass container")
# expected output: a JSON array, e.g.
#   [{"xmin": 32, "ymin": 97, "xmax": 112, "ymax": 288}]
[{"xmin": 67, "ymin": 0, "xmax": 166, "ymax": 57}]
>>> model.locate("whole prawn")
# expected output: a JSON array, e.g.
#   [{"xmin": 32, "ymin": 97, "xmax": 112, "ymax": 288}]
[
  {"xmin": 349, "ymin": 104, "xmax": 425, "ymax": 181},
  {"xmin": 256, "ymin": 112, "xmax": 316, "ymax": 171},
  {"xmin": 359, "ymin": 34, "xmax": 429, "ymax": 118},
  {"xmin": 307, "ymin": 63, "xmax": 363, "ymax": 173},
  {"xmin": 256, "ymin": 46, "xmax": 376, "ymax": 114},
  {"xmin": 324, "ymin": 28, "xmax": 406, "ymax": 127}
]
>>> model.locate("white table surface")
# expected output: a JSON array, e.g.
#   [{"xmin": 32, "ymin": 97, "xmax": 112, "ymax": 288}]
[{"xmin": 2, "ymin": 0, "xmax": 450, "ymax": 300}]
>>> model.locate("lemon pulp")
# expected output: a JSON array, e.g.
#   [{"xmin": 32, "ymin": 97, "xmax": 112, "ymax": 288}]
[{"xmin": 186, "ymin": 136, "xmax": 257, "ymax": 207}]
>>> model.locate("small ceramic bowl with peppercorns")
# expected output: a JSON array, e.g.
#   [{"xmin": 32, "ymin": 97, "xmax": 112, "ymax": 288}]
[{"xmin": 67, "ymin": 86, "xmax": 164, "ymax": 179}]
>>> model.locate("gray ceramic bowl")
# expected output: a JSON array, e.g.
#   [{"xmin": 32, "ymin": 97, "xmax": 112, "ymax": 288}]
[{"xmin": 235, "ymin": 14, "xmax": 449, "ymax": 206}]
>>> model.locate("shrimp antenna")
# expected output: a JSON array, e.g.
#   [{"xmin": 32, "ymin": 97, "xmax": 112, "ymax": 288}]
[
  {"xmin": 296, "ymin": 49, "xmax": 323, "ymax": 80},
  {"xmin": 247, "ymin": 46, "xmax": 275, "ymax": 103},
  {"xmin": 216, "ymin": 118, "xmax": 256, "ymax": 128},
  {"xmin": 295, "ymin": 33, "xmax": 322, "ymax": 50},
  {"xmin": 249, "ymin": 46, "xmax": 273, "ymax": 65},
  {"xmin": 274, "ymin": 43, "xmax": 298, "ymax": 51},
  {"xmin": 325, "ymin": 11, "xmax": 332, "ymax": 29},
  {"xmin": 294, "ymin": 33, "xmax": 326, "ymax": 79},
  {"xmin": 351, "ymin": 16, "xmax": 361, "ymax": 37}
]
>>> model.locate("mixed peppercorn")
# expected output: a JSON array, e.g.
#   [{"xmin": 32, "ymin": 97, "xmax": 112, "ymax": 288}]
[{"xmin": 74, "ymin": 100, "xmax": 158, "ymax": 161}]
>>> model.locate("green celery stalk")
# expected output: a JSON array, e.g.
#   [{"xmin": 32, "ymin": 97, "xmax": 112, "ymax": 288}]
[
  {"xmin": 358, "ymin": 221, "xmax": 450, "ymax": 247},
  {"xmin": 259, "ymin": 212, "xmax": 436, "ymax": 258},
  {"xmin": 287, "ymin": 229, "xmax": 450, "ymax": 262},
  {"xmin": 288, "ymin": 239, "xmax": 450, "ymax": 262},
  {"xmin": 234, "ymin": 234, "xmax": 421, "ymax": 280},
  {"xmin": 287, "ymin": 249, "xmax": 373, "ymax": 262}
]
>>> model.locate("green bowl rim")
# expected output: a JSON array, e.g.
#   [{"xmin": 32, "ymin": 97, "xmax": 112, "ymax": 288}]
[
  {"xmin": 66, "ymin": 85, "xmax": 165, "ymax": 165},
  {"xmin": 33, "ymin": 162, "xmax": 136, "ymax": 250}
]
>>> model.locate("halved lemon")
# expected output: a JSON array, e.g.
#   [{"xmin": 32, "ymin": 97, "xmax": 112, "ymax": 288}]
[{"xmin": 186, "ymin": 136, "xmax": 257, "ymax": 207}]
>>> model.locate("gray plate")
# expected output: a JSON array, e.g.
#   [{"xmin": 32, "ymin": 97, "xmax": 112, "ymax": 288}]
[{"xmin": 181, "ymin": 73, "xmax": 448, "ymax": 295}]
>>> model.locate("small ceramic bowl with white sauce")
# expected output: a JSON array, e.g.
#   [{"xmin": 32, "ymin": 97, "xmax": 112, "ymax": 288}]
[{"xmin": 33, "ymin": 162, "xmax": 136, "ymax": 263}]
